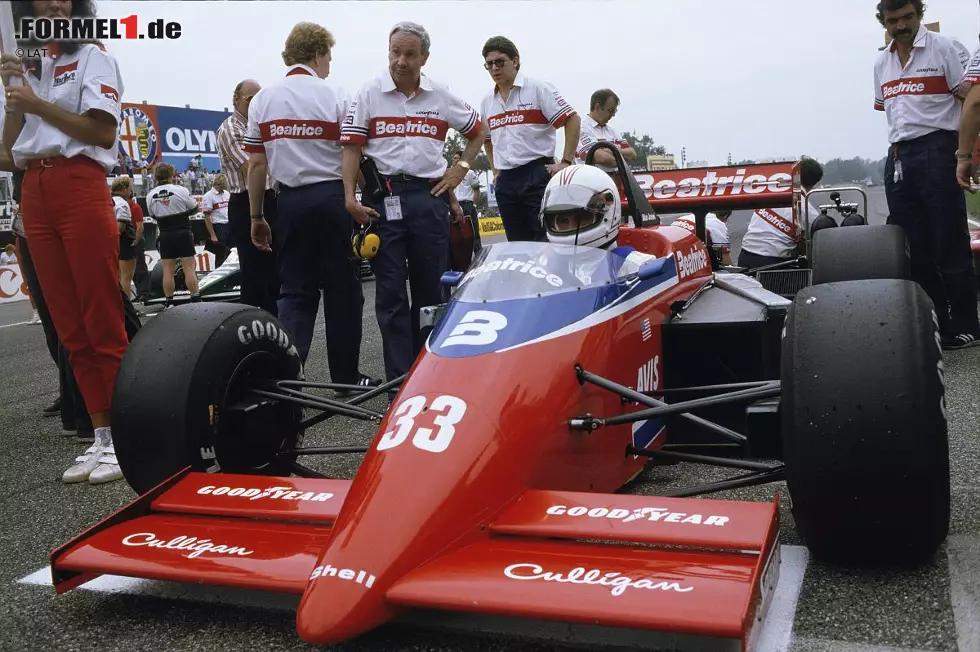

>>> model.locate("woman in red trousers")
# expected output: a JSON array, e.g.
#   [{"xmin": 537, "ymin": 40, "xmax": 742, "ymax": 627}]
[{"xmin": 1, "ymin": 0, "xmax": 129, "ymax": 485}]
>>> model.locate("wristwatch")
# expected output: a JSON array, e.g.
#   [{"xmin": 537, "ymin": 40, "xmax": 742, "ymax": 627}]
[
  {"xmin": 561, "ymin": 158, "xmax": 573, "ymax": 166},
  {"xmin": 955, "ymin": 150, "xmax": 973, "ymax": 160},
  {"xmin": 457, "ymin": 160, "xmax": 471, "ymax": 170},
  {"xmin": 250, "ymin": 214, "xmax": 264, "ymax": 220}
]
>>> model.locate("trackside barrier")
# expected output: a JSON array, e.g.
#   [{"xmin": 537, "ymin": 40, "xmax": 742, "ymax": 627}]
[{"xmin": 0, "ymin": 247, "xmax": 217, "ymax": 305}]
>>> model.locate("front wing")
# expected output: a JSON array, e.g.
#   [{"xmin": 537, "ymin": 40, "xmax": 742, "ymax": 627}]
[{"xmin": 51, "ymin": 470, "xmax": 780, "ymax": 651}]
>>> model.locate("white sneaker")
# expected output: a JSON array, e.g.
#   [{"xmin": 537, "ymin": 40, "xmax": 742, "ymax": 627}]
[
  {"xmin": 29, "ymin": 309, "xmax": 40, "ymax": 324},
  {"xmin": 88, "ymin": 444, "xmax": 123, "ymax": 484},
  {"xmin": 62, "ymin": 442, "xmax": 105, "ymax": 483}
]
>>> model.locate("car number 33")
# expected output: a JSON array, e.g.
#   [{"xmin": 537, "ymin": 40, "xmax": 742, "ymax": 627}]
[{"xmin": 376, "ymin": 395, "xmax": 468, "ymax": 453}]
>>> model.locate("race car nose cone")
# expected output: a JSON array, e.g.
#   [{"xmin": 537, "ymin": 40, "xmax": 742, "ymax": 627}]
[{"xmin": 296, "ymin": 571, "xmax": 396, "ymax": 645}]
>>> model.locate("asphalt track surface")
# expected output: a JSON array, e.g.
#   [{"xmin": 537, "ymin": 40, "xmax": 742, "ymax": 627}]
[{"xmin": 2, "ymin": 186, "xmax": 979, "ymax": 652}]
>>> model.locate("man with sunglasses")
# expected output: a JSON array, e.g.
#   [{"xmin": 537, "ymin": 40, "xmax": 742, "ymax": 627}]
[
  {"xmin": 216, "ymin": 78, "xmax": 281, "ymax": 315},
  {"xmin": 480, "ymin": 36, "xmax": 581, "ymax": 242}
]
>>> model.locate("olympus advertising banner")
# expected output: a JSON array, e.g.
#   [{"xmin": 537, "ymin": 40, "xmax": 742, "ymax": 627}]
[{"xmin": 118, "ymin": 103, "xmax": 231, "ymax": 171}]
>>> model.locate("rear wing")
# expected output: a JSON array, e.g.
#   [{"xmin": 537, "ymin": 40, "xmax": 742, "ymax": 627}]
[
  {"xmin": 629, "ymin": 161, "xmax": 801, "ymax": 214},
  {"xmin": 583, "ymin": 143, "xmax": 802, "ymax": 246}
]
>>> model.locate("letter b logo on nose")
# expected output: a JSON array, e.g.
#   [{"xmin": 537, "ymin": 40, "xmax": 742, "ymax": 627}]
[{"xmin": 442, "ymin": 310, "xmax": 508, "ymax": 347}]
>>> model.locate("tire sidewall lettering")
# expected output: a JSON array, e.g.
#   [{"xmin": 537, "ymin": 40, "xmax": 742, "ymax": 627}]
[{"xmin": 192, "ymin": 313, "xmax": 302, "ymax": 473}]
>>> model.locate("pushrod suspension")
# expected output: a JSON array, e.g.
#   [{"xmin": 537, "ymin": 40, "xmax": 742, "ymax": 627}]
[
  {"xmin": 248, "ymin": 386, "xmax": 384, "ymax": 422},
  {"xmin": 577, "ymin": 367, "xmax": 747, "ymax": 444},
  {"xmin": 570, "ymin": 376, "xmax": 781, "ymax": 432},
  {"xmin": 624, "ymin": 446, "xmax": 781, "ymax": 472},
  {"xmin": 661, "ymin": 467, "xmax": 786, "ymax": 498}
]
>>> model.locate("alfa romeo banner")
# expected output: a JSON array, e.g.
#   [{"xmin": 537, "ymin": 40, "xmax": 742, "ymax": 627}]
[{"xmin": 119, "ymin": 103, "xmax": 231, "ymax": 172}]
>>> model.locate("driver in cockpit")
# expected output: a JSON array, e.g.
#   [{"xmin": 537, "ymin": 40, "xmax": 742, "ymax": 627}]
[{"xmin": 539, "ymin": 163, "xmax": 657, "ymax": 280}]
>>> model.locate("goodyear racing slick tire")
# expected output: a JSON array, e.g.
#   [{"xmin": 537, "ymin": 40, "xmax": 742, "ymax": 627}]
[
  {"xmin": 781, "ymin": 279, "xmax": 949, "ymax": 566},
  {"xmin": 111, "ymin": 303, "xmax": 304, "ymax": 495},
  {"xmin": 810, "ymin": 224, "xmax": 909, "ymax": 285}
]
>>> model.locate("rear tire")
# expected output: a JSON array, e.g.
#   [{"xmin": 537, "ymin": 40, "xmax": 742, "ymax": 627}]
[
  {"xmin": 810, "ymin": 224, "xmax": 909, "ymax": 285},
  {"xmin": 781, "ymin": 279, "xmax": 949, "ymax": 566},
  {"xmin": 112, "ymin": 303, "xmax": 304, "ymax": 495}
]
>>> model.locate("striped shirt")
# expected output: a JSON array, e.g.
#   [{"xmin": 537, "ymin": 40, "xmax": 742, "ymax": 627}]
[
  {"xmin": 480, "ymin": 73, "xmax": 576, "ymax": 171},
  {"xmin": 244, "ymin": 64, "xmax": 348, "ymax": 187},
  {"xmin": 873, "ymin": 26, "xmax": 966, "ymax": 144},
  {"xmin": 216, "ymin": 111, "xmax": 275, "ymax": 194},
  {"xmin": 340, "ymin": 71, "xmax": 481, "ymax": 179},
  {"xmin": 575, "ymin": 115, "xmax": 630, "ymax": 172},
  {"xmin": 216, "ymin": 111, "xmax": 249, "ymax": 194}
]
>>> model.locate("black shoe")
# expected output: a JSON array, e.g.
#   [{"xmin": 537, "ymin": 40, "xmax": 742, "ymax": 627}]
[
  {"xmin": 42, "ymin": 397, "xmax": 61, "ymax": 418},
  {"xmin": 334, "ymin": 374, "xmax": 382, "ymax": 398},
  {"xmin": 941, "ymin": 332, "xmax": 980, "ymax": 350}
]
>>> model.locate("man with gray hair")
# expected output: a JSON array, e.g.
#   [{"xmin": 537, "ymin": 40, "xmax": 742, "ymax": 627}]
[{"xmin": 341, "ymin": 21, "xmax": 487, "ymax": 401}]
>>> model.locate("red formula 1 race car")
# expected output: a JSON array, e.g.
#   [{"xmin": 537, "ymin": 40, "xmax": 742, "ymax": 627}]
[{"xmin": 49, "ymin": 144, "xmax": 949, "ymax": 651}]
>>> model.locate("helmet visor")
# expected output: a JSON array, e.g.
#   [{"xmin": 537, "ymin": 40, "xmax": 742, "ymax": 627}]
[{"xmin": 544, "ymin": 207, "xmax": 602, "ymax": 235}]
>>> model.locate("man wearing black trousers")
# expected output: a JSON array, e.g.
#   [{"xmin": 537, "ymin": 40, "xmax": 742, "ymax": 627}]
[
  {"xmin": 245, "ymin": 22, "xmax": 375, "ymax": 392},
  {"xmin": 217, "ymin": 78, "xmax": 281, "ymax": 316},
  {"xmin": 874, "ymin": 0, "xmax": 980, "ymax": 349},
  {"xmin": 341, "ymin": 22, "xmax": 487, "ymax": 399}
]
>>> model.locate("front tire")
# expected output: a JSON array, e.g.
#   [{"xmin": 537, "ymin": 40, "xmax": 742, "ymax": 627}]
[
  {"xmin": 781, "ymin": 279, "xmax": 949, "ymax": 565},
  {"xmin": 112, "ymin": 303, "xmax": 304, "ymax": 495}
]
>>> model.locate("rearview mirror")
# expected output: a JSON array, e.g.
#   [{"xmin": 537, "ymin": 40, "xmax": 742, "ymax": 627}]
[{"xmin": 637, "ymin": 258, "xmax": 669, "ymax": 282}]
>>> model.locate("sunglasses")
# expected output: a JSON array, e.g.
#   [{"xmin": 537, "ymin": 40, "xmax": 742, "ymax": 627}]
[{"xmin": 484, "ymin": 58, "xmax": 509, "ymax": 70}]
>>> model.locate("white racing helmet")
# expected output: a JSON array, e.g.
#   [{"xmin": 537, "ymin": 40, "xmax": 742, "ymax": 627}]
[{"xmin": 540, "ymin": 164, "xmax": 622, "ymax": 249}]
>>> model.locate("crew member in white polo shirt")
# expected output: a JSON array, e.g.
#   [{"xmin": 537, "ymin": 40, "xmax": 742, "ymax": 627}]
[
  {"xmin": 146, "ymin": 163, "xmax": 202, "ymax": 306},
  {"xmin": 480, "ymin": 36, "xmax": 581, "ymax": 242},
  {"xmin": 451, "ymin": 150, "xmax": 482, "ymax": 251},
  {"xmin": 955, "ymin": 47, "xmax": 980, "ymax": 189},
  {"xmin": 874, "ymin": 0, "xmax": 979, "ymax": 349},
  {"xmin": 201, "ymin": 173, "xmax": 231, "ymax": 246},
  {"xmin": 674, "ymin": 210, "xmax": 732, "ymax": 265},
  {"xmin": 341, "ymin": 21, "xmax": 486, "ymax": 396},
  {"xmin": 574, "ymin": 89, "xmax": 636, "ymax": 171},
  {"xmin": 738, "ymin": 158, "xmax": 824, "ymax": 269},
  {"xmin": 245, "ymin": 22, "xmax": 375, "ymax": 390}
]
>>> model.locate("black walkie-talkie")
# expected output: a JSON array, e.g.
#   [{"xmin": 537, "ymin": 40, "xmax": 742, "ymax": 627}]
[{"xmin": 359, "ymin": 156, "xmax": 386, "ymax": 203}]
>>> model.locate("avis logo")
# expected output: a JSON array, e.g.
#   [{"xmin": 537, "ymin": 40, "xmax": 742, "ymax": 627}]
[{"xmin": 637, "ymin": 356, "xmax": 659, "ymax": 392}]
